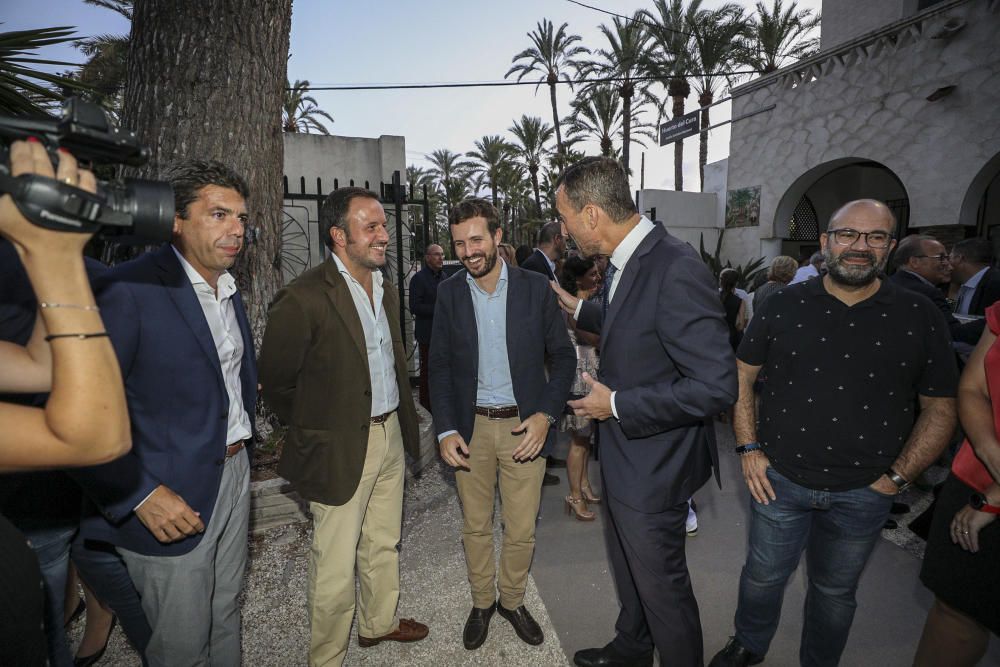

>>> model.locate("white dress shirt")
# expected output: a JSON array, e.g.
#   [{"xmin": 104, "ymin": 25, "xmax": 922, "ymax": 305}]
[
  {"xmin": 172, "ymin": 246, "xmax": 252, "ymax": 446},
  {"xmin": 331, "ymin": 254, "xmax": 399, "ymax": 416}
]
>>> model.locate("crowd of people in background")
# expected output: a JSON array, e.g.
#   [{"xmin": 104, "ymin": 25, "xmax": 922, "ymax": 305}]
[{"xmin": 3, "ymin": 144, "xmax": 1000, "ymax": 667}]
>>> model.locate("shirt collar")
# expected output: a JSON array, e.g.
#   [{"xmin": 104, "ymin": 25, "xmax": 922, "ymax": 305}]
[
  {"xmin": 609, "ymin": 216, "xmax": 655, "ymax": 271},
  {"xmin": 898, "ymin": 267, "xmax": 935, "ymax": 288},
  {"xmin": 330, "ymin": 252, "xmax": 383, "ymax": 288},
  {"xmin": 962, "ymin": 266, "xmax": 990, "ymax": 290},
  {"xmin": 538, "ymin": 249, "xmax": 556, "ymax": 274},
  {"xmin": 171, "ymin": 245, "xmax": 236, "ymax": 298},
  {"xmin": 466, "ymin": 257, "xmax": 508, "ymax": 295}
]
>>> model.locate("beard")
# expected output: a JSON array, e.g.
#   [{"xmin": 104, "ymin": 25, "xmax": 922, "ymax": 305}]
[
  {"xmin": 462, "ymin": 246, "xmax": 498, "ymax": 278},
  {"xmin": 345, "ymin": 234, "xmax": 387, "ymax": 270},
  {"xmin": 823, "ymin": 246, "xmax": 885, "ymax": 287}
]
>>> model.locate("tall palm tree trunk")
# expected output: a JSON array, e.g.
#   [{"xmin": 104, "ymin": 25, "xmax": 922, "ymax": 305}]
[
  {"xmin": 548, "ymin": 74, "xmax": 564, "ymax": 158},
  {"xmin": 621, "ymin": 86, "xmax": 633, "ymax": 176},
  {"xmin": 672, "ymin": 93, "xmax": 685, "ymax": 191},
  {"xmin": 698, "ymin": 90, "xmax": 712, "ymax": 191},
  {"xmin": 530, "ymin": 165, "xmax": 542, "ymax": 217}
]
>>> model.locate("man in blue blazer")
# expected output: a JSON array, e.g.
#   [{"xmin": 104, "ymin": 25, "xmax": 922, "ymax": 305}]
[
  {"xmin": 78, "ymin": 160, "xmax": 257, "ymax": 666},
  {"xmin": 551, "ymin": 157, "xmax": 738, "ymax": 667},
  {"xmin": 429, "ymin": 198, "xmax": 575, "ymax": 651}
]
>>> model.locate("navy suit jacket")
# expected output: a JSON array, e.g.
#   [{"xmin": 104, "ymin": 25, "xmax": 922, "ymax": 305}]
[
  {"xmin": 519, "ymin": 249, "xmax": 556, "ymax": 280},
  {"xmin": 408, "ymin": 265, "xmax": 442, "ymax": 345},
  {"xmin": 576, "ymin": 224, "xmax": 737, "ymax": 512},
  {"xmin": 77, "ymin": 244, "xmax": 257, "ymax": 556},
  {"xmin": 969, "ymin": 267, "xmax": 1000, "ymax": 316},
  {"xmin": 428, "ymin": 265, "xmax": 575, "ymax": 454}
]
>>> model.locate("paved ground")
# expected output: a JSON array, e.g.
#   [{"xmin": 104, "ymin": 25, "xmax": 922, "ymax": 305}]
[{"xmin": 71, "ymin": 422, "xmax": 1000, "ymax": 666}]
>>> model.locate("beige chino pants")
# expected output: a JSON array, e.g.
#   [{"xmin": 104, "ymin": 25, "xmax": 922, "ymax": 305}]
[
  {"xmin": 307, "ymin": 412, "xmax": 404, "ymax": 667},
  {"xmin": 455, "ymin": 413, "xmax": 546, "ymax": 610}
]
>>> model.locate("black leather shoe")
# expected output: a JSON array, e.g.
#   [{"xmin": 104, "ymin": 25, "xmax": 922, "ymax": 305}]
[
  {"xmin": 543, "ymin": 472, "xmax": 560, "ymax": 486},
  {"xmin": 574, "ymin": 644, "xmax": 654, "ymax": 667},
  {"xmin": 497, "ymin": 604, "xmax": 543, "ymax": 645},
  {"xmin": 463, "ymin": 602, "xmax": 496, "ymax": 650},
  {"xmin": 708, "ymin": 637, "xmax": 764, "ymax": 667},
  {"xmin": 547, "ymin": 456, "xmax": 567, "ymax": 468}
]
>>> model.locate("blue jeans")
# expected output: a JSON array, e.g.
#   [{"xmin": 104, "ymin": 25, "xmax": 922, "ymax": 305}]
[
  {"xmin": 733, "ymin": 467, "xmax": 893, "ymax": 667},
  {"xmin": 20, "ymin": 522, "xmax": 77, "ymax": 667}
]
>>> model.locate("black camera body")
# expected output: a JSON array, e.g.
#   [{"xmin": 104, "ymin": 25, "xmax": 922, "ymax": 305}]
[{"xmin": 0, "ymin": 98, "xmax": 174, "ymax": 243}]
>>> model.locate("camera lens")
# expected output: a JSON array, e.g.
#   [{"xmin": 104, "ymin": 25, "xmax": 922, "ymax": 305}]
[{"xmin": 99, "ymin": 178, "xmax": 175, "ymax": 243}]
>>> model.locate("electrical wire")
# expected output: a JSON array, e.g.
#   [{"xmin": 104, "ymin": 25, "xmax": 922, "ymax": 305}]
[{"xmin": 564, "ymin": 0, "xmax": 741, "ymax": 48}]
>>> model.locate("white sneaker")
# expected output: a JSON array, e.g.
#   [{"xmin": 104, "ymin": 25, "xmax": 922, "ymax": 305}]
[{"xmin": 686, "ymin": 504, "xmax": 698, "ymax": 536}]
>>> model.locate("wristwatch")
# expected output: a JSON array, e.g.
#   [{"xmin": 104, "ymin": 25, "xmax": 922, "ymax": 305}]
[
  {"xmin": 885, "ymin": 469, "xmax": 911, "ymax": 493},
  {"xmin": 542, "ymin": 412, "xmax": 557, "ymax": 427},
  {"xmin": 969, "ymin": 492, "xmax": 1000, "ymax": 514}
]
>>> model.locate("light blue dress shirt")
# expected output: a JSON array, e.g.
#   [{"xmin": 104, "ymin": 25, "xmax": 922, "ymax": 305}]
[{"xmin": 467, "ymin": 259, "xmax": 517, "ymax": 407}]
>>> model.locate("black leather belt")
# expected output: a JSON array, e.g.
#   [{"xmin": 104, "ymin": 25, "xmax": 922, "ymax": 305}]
[
  {"xmin": 475, "ymin": 405, "xmax": 519, "ymax": 420},
  {"xmin": 371, "ymin": 409, "xmax": 396, "ymax": 424}
]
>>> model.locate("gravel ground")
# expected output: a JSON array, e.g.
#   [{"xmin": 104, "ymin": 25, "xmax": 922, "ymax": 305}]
[{"xmin": 68, "ymin": 457, "xmax": 569, "ymax": 666}]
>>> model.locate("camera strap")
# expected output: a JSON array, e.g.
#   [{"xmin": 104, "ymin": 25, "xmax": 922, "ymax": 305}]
[{"xmin": 0, "ymin": 171, "xmax": 105, "ymax": 234}]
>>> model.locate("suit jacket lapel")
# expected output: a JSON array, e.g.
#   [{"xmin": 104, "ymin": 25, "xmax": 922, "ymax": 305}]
[
  {"xmin": 154, "ymin": 245, "xmax": 226, "ymax": 393},
  {"xmin": 455, "ymin": 271, "xmax": 479, "ymax": 367},
  {"xmin": 505, "ymin": 268, "xmax": 520, "ymax": 370},
  {"xmin": 323, "ymin": 260, "xmax": 368, "ymax": 364},
  {"xmin": 604, "ymin": 225, "xmax": 665, "ymax": 335}
]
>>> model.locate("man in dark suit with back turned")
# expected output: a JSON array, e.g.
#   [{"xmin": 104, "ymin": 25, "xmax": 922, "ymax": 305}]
[
  {"xmin": 409, "ymin": 243, "xmax": 445, "ymax": 412},
  {"xmin": 949, "ymin": 237, "xmax": 1000, "ymax": 316},
  {"xmin": 430, "ymin": 198, "xmax": 575, "ymax": 651},
  {"xmin": 550, "ymin": 157, "xmax": 738, "ymax": 667},
  {"xmin": 79, "ymin": 160, "xmax": 257, "ymax": 666}
]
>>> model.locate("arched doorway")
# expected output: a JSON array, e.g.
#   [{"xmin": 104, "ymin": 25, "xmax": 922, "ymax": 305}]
[
  {"xmin": 774, "ymin": 158, "xmax": 909, "ymax": 260},
  {"xmin": 960, "ymin": 152, "xmax": 1000, "ymax": 256}
]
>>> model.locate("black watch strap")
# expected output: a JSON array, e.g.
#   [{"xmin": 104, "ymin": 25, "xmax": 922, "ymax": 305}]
[
  {"xmin": 970, "ymin": 492, "xmax": 1000, "ymax": 514},
  {"xmin": 885, "ymin": 469, "xmax": 910, "ymax": 491}
]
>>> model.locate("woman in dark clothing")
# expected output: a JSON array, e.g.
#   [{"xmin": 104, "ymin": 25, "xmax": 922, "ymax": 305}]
[{"xmin": 719, "ymin": 268, "xmax": 746, "ymax": 350}]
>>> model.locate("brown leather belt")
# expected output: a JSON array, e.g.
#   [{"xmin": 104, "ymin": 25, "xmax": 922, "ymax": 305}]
[
  {"xmin": 371, "ymin": 409, "xmax": 396, "ymax": 424},
  {"xmin": 475, "ymin": 405, "xmax": 519, "ymax": 420},
  {"xmin": 226, "ymin": 441, "xmax": 245, "ymax": 458}
]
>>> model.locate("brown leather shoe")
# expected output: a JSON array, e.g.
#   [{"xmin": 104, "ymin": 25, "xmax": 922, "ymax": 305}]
[{"xmin": 358, "ymin": 618, "xmax": 429, "ymax": 647}]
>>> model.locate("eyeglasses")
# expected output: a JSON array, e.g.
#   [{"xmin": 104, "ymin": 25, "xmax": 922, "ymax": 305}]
[
  {"xmin": 827, "ymin": 228, "xmax": 893, "ymax": 249},
  {"xmin": 913, "ymin": 254, "xmax": 950, "ymax": 263}
]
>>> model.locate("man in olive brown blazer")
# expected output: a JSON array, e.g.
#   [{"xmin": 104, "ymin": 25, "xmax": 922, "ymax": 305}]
[{"xmin": 258, "ymin": 187, "xmax": 427, "ymax": 667}]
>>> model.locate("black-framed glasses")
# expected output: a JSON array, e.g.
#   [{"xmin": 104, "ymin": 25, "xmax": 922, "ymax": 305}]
[
  {"xmin": 913, "ymin": 253, "xmax": 950, "ymax": 263},
  {"xmin": 827, "ymin": 228, "xmax": 893, "ymax": 249}
]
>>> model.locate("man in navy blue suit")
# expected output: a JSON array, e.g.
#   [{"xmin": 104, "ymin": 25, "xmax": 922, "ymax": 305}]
[
  {"xmin": 408, "ymin": 243, "xmax": 445, "ymax": 412},
  {"xmin": 550, "ymin": 157, "xmax": 737, "ymax": 667},
  {"xmin": 79, "ymin": 160, "xmax": 257, "ymax": 666},
  {"xmin": 429, "ymin": 198, "xmax": 575, "ymax": 651}
]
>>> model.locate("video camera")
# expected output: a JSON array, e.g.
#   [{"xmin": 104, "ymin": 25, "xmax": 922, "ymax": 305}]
[{"xmin": 0, "ymin": 97, "xmax": 174, "ymax": 243}]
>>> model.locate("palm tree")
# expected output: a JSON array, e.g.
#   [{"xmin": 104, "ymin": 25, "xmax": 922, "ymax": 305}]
[
  {"xmin": 505, "ymin": 19, "xmax": 589, "ymax": 160},
  {"xmin": 509, "ymin": 115, "xmax": 554, "ymax": 216},
  {"xmin": 689, "ymin": 4, "xmax": 750, "ymax": 190},
  {"xmin": 744, "ymin": 0, "xmax": 820, "ymax": 74},
  {"xmin": 578, "ymin": 14, "xmax": 657, "ymax": 177},
  {"xmin": 466, "ymin": 135, "xmax": 516, "ymax": 210},
  {"xmin": 427, "ymin": 148, "xmax": 474, "ymax": 216},
  {"xmin": 643, "ymin": 0, "xmax": 702, "ymax": 191},
  {"xmin": 0, "ymin": 26, "xmax": 85, "ymax": 114},
  {"xmin": 566, "ymin": 85, "xmax": 655, "ymax": 159},
  {"xmin": 282, "ymin": 79, "xmax": 333, "ymax": 133}
]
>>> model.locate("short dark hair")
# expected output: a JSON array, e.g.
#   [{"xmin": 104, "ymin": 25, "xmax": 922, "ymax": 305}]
[
  {"xmin": 892, "ymin": 234, "xmax": 935, "ymax": 270},
  {"xmin": 166, "ymin": 159, "xmax": 249, "ymax": 219},
  {"xmin": 448, "ymin": 197, "xmax": 500, "ymax": 234},
  {"xmin": 952, "ymin": 238, "xmax": 993, "ymax": 265},
  {"xmin": 515, "ymin": 244, "xmax": 532, "ymax": 265},
  {"xmin": 537, "ymin": 221, "xmax": 563, "ymax": 246},
  {"xmin": 320, "ymin": 187, "xmax": 380, "ymax": 249},
  {"xmin": 559, "ymin": 255, "xmax": 595, "ymax": 295},
  {"xmin": 554, "ymin": 156, "xmax": 637, "ymax": 223}
]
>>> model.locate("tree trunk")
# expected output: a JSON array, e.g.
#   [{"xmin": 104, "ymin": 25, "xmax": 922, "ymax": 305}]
[
  {"xmin": 672, "ymin": 94, "xmax": 685, "ymax": 191},
  {"xmin": 120, "ymin": 0, "xmax": 292, "ymax": 344},
  {"xmin": 530, "ymin": 163, "xmax": 542, "ymax": 217},
  {"xmin": 620, "ymin": 83, "xmax": 633, "ymax": 176},
  {"xmin": 698, "ymin": 90, "xmax": 713, "ymax": 192},
  {"xmin": 548, "ymin": 72, "xmax": 564, "ymax": 159}
]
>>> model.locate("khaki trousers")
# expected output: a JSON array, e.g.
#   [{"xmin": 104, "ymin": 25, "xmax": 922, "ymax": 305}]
[
  {"xmin": 455, "ymin": 414, "xmax": 546, "ymax": 609},
  {"xmin": 307, "ymin": 412, "xmax": 404, "ymax": 667}
]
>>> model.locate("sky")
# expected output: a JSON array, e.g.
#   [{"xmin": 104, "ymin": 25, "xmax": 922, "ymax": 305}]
[{"xmin": 5, "ymin": 0, "xmax": 822, "ymax": 193}]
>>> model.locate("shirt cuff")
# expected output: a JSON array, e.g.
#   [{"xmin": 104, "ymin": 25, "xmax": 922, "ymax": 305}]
[
  {"xmin": 134, "ymin": 487, "xmax": 158, "ymax": 513},
  {"xmin": 574, "ymin": 299, "xmax": 584, "ymax": 320},
  {"xmin": 437, "ymin": 429, "xmax": 458, "ymax": 443},
  {"xmin": 610, "ymin": 391, "xmax": 619, "ymax": 420}
]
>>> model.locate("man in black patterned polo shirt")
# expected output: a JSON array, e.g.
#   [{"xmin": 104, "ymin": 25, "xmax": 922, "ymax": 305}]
[{"xmin": 709, "ymin": 200, "xmax": 959, "ymax": 667}]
